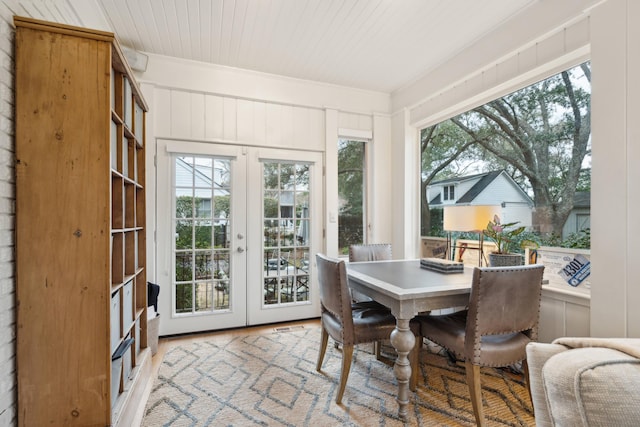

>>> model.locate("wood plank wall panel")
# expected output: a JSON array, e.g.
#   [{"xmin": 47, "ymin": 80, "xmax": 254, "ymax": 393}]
[
  {"xmin": 408, "ymin": 14, "xmax": 591, "ymax": 128},
  {"xmin": 265, "ymin": 103, "xmax": 282, "ymax": 145},
  {"xmin": 539, "ymin": 292, "xmax": 590, "ymax": 343},
  {"xmin": 253, "ymin": 101, "xmax": 267, "ymax": 145},
  {"xmin": 292, "ymin": 107, "xmax": 310, "ymax": 148},
  {"xmin": 281, "ymin": 105, "xmax": 294, "ymax": 148},
  {"xmin": 236, "ymin": 99, "xmax": 254, "ymax": 143},
  {"xmin": 170, "ymin": 91, "xmax": 191, "ymax": 137},
  {"xmin": 155, "ymin": 89, "xmax": 171, "ymax": 137},
  {"xmin": 338, "ymin": 112, "xmax": 373, "ymax": 133},
  {"xmin": 222, "ymin": 97, "xmax": 237, "ymax": 141},
  {"xmin": 155, "ymin": 87, "xmax": 339, "ymax": 152},
  {"xmin": 205, "ymin": 95, "xmax": 224, "ymax": 139},
  {"xmin": 190, "ymin": 93, "xmax": 205, "ymax": 140}
]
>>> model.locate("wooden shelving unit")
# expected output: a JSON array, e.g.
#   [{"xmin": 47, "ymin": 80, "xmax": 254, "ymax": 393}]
[{"xmin": 15, "ymin": 17, "xmax": 150, "ymax": 426}]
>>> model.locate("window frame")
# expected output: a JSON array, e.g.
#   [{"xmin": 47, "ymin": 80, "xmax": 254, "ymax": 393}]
[
  {"xmin": 337, "ymin": 137, "xmax": 369, "ymax": 255},
  {"xmin": 443, "ymin": 185, "xmax": 455, "ymax": 201}
]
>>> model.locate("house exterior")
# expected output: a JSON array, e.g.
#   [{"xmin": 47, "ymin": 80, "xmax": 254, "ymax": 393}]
[
  {"xmin": 428, "ymin": 171, "xmax": 534, "ymax": 227},
  {"xmin": 562, "ymin": 191, "xmax": 591, "ymax": 239}
]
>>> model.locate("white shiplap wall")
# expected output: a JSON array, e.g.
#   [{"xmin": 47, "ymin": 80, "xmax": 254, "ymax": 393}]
[
  {"xmin": 400, "ymin": 14, "xmax": 591, "ymax": 129},
  {"xmin": 141, "ymin": 53, "xmax": 388, "ymax": 273},
  {"xmin": 154, "ymin": 88, "xmax": 326, "ymax": 151}
]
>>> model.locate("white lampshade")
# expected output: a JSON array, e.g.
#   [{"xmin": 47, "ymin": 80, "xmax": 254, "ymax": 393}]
[{"xmin": 443, "ymin": 205, "xmax": 501, "ymax": 232}]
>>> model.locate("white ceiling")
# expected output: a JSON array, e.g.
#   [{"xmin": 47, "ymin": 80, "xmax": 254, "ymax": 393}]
[{"xmin": 76, "ymin": 0, "xmax": 537, "ymax": 94}]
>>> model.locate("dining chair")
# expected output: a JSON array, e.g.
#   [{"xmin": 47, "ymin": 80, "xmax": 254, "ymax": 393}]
[
  {"xmin": 348, "ymin": 243, "xmax": 393, "ymax": 262},
  {"xmin": 415, "ymin": 264, "xmax": 545, "ymax": 427},
  {"xmin": 348, "ymin": 243, "xmax": 392, "ymax": 303},
  {"xmin": 347, "ymin": 243, "xmax": 398, "ymax": 361},
  {"xmin": 315, "ymin": 253, "xmax": 421, "ymax": 403}
]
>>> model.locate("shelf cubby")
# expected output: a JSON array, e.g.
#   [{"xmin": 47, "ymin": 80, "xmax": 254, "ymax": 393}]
[{"xmin": 15, "ymin": 16, "xmax": 150, "ymax": 427}]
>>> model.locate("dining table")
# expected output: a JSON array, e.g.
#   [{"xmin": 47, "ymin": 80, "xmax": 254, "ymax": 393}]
[{"xmin": 347, "ymin": 259, "xmax": 474, "ymax": 418}]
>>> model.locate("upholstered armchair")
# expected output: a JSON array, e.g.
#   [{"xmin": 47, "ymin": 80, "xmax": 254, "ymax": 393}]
[{"xmin": 526, "ymin": 337, "xmax": 640, "ymax": 427}]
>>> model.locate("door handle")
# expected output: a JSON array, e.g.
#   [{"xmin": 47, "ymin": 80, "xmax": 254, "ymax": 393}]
[{"xmin": 237, "ymin": 247, "xmax": 245, "ymax": 253}]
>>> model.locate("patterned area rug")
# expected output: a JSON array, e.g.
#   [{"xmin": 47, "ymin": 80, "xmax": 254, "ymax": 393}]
[{"xmin": 142, "ymin": 326, "xmax": 534, "ymax": 426}]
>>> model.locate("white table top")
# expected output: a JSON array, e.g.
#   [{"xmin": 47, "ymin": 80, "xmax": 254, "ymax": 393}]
[{"xmin": 347, "ymin": 259, "xmax": 474, "ymax": 318}]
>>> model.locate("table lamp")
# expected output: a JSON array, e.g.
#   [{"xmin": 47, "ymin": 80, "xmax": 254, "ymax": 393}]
[{"xmin": 443, "ymin": 205, "xmax": 500, "ymax": 266}]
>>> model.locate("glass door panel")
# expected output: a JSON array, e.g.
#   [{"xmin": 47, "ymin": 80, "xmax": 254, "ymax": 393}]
[
  {"xmin": 158, "ymin": 141, "xmax": 321, "ymax": 334},
  {"xmin": 262, "ymin": 162, "xmax": 310, "ymax": 305},
  {"xmin": 173, "ymin": 156, "xmax": 231, "ymax": 315}
]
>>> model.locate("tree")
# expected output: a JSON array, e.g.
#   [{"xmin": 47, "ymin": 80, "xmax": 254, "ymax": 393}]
[
  {"xmin": 338, "ymin": 140, "xmax": 365, "ymax": 216},
  {"xmin": 337, "ymin": 140, "xmax": 366, "ymax": 249},
  {"xmin": 420, "ymin": 121, "xmax": 477, "ymax": 235},
  {"xmin": 451, "ymin": 62, "xmax": 591, "ymax": 236}
]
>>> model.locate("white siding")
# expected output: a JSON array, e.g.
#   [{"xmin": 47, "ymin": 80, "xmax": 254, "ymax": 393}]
[
  {"xmin": 472, "ymin": 176, "xmax": 523, "ymax": 205},
  {"xmin": 563, "ymin": 208, "xmax": 590, "ymax": 239},
  {"xmin": 500, "ymin": 205, "xmax": 532, "ymax": 228},
  {"xmin": 428, "ymin": 174, "xmax": 532, "ymax": 228}
]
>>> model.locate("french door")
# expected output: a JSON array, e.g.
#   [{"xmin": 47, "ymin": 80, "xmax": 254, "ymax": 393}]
[{"xmin": 156, "ymin": 140, "xmax": 323, "ymax": 335}]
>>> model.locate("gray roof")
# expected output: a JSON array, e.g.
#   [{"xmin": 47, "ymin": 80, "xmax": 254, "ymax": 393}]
[
  {"xmin": 430, "ymin": 171, "xmax": 497, "ymax": 186},
  {"xmin": 429, "ymin": 170, "xmax": 533, "ymax": 206},
  {"xmin": 455, "ymin": 170, "xmax": 502, "ymax": 203},
  {"xmin": 574, "ymin": 191, "xmax": 591, "ymax": 208}
]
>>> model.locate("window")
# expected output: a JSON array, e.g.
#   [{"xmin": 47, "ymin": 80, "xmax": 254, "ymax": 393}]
[
  {"xmin": 443, "ymin": 185, "xmax": 455, "ymax": 201},
  {"xmin": 338, "ymin": 139, "xmax": 366, "ymax": 254},
  {"xmin": 420, "ymin": 61, "xmax": 591, "ymax": 251}
]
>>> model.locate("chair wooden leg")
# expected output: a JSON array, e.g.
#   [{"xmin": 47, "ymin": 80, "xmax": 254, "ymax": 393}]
[
  {"xmin": 409, "ymin": 335, "xmax": 423, "ymax": 391},
  {"xmin": 336, "ymin": 344, "xmax": 354, "ymax": 404},
  {"xmin": 374, "ymin": 340, "xmax": 396, "ymax": 366},
  {"xmin": 316, "ymin": 327, "xmax": 329, "ymax": 372},
  {"xmin": 522, "ymin": 358, "xmax": 532, "ymax": 405},
  {"xmin": 465, "ymin": 361, "xmax": 485, "ymax": 427}
]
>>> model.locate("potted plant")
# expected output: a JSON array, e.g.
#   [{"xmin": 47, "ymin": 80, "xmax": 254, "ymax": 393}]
[{"xmin": 484, "ymin": 215, "xmax": 528, "ymax": 266}]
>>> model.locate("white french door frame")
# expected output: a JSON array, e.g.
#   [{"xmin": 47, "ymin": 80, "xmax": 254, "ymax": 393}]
[
  {"xmin": 246, "ymin": 147, "xmax": 323, "ymax": 326},
  {"xmin": 156, "ymin": 139, "xmax": 323, "ymax": 335},
  {"xmin": 156, "ymin": 140, "xmax": 247, "ymax": 335}
]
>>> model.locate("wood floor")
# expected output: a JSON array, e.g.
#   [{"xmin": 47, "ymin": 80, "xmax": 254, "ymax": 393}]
[{"xmin": 132, "ymin": 318, "xmax": 321, "ymax": 426}]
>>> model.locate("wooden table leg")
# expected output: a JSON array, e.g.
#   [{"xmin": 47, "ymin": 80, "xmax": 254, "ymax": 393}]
[{"xmin": 390, "ymin": 317, "xmax": 415, "ymax": 418}]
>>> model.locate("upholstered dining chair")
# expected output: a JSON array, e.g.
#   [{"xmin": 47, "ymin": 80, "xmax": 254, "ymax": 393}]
[
  {"xmin": 348, "ymin": 243, "xmax": 392, "ymax": 303},
  {"xmin": 416, "ymin": 264, "xmax": 545, "ymax": 427},
  {"xmin": 347, "ymin": 244, "xmax": 397, "ymax": 361},
  {"xmin": 348, "ymin": 243, "xmax": 393, "ymax": 262},
  {"xmin": 315, "ymin": 253, "xmax": 421, "ymax": 403}
]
